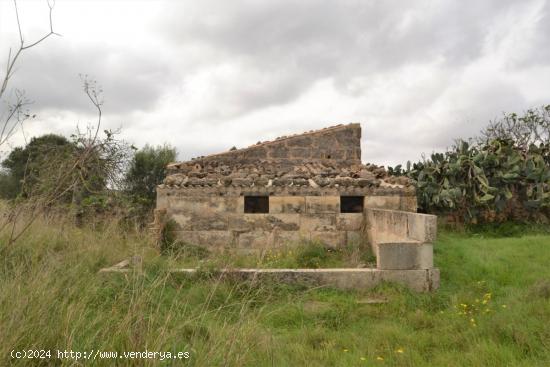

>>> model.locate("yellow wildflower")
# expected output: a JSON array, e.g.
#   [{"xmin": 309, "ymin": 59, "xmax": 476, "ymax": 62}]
[
  {"xmin": 396, "ymin": 348, "xmax": 404, "ymax": 354},
  {"xmin": 376, "ymin": 356, "xmax": 384, "ymax": 361}
]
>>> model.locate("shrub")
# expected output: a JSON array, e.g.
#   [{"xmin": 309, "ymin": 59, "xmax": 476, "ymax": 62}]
[{"xmin": 390, "ymin": 107, "xmax": 550, "ymax": 224}]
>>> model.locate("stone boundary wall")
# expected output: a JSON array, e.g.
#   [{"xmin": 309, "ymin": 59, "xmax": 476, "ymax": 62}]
[
  {"xmin": 169, "ymin": 123, "xmax": 362, "ymax": 169},
  {"xmin": 100, "ymin": 267, "xmax": 440, "ymax": 292},
  {"xmin": 171, "ymin": 268, "xmax": 440, "ymax": 292}
]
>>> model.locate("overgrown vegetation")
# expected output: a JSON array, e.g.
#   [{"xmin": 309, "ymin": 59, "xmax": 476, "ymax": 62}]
[
  {"xmin": 164, "ymin": 240, "xmax": 376, "ymax": 270},
  {"xmin": 124, "ymin": 144, "xmax": 177, "ymax": 221},
  {"xmin": 0, "ymin": 134, "xmax": 175, "ymax": 221},
  {"xmin": 389, "ymin": 106, "xmax": 550, "ymax": 224},
  {"xmin": 1, "ymin": 217, "xmax": 549, "ymax": 366}
]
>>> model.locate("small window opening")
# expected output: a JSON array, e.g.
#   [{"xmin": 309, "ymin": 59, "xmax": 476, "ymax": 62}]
[
  {"xmin": 340, "ymin": 196, "xmax": 364, "ymax": 213},
  {"xmin": 327, "ymin": 154, "xmax": 332, "ymax": 159},
  {"xmin": 244, "ymin": 196, "xmax": 269, "ymax": 213}
]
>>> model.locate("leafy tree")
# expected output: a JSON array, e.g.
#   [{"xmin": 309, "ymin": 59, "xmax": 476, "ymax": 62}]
[
  {"xmin": 481, "ymin": 105, "xmax": 550, "ymax": 149},
  {"xmin": 0, "ymin": 134, "xmax": 75, "ymax": 199},
  {"xmin": 0, "ymin": 171, "xmax": 18, "ymax": 198},
  {"xmin": 124, "ymin": 144, "xmax": 176, "ymax": 210}
]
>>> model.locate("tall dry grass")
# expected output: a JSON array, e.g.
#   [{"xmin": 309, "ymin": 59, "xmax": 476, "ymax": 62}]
[
  {"xmin": 0, "ymin": 212, "xmax": 282, "ymax": 366},
  {"xmin": 1, "ymin": 206, "xmax": 550, "ymax": 366}
]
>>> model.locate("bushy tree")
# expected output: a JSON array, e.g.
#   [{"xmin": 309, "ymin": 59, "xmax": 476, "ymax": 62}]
[
  {"xmin": 0, "ymin": 134, "xmax": 75, "ymax": 199},
  {"xmin": 124, "ymin": 144, "xmax": 176, "ymax": 211},
  {"xmin": 481, "ymin": 105, "xmax": 550, "ymax": 149}
]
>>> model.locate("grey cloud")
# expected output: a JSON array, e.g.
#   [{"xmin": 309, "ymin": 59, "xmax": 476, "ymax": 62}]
[
  {"xmin": 157, "ymin": 0, "xmax": 524, "ymax": 119},
  {"xmin": 2, "ymin": 0, "xmax": 549, "ymax": 168},
  {"xmin": 8, "ymin": 41, "xmax": 177, "ymax": 115}
]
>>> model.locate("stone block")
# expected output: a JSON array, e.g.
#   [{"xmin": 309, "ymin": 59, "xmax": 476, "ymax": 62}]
[
  {"xmin": 237, "ymin": 231, "xmax": 272, "ymax": 249},
  {"xmin": 167, "ymin": 196, "xmax": 209, "ymax": 213},
  {"xmin": 364, "ymin": 196, "xmax": 401, "ymax": 210},
  {"xmin": 364, "ymin": 208, "xmax": 408, "ymax": 244},
  {"xmin": 327, "ymin": 150, "xmax": 345, "ymax": 160},
  {"xmin": 336, "ymin": 213, "xmax": 363, "ymax": 230},
  {"xmin": 273, "ymin": 230, "xmax": 306, "ymax": 247},
  {"xmin": 378, "ymin": 268, "xmax": 439, "ymax": 292},
  {"xmin": 317, "ymin": 134, "xmax": 337, "ymax": 148},
  {"xmin": 227, "ymin": 215, "xmax": 253, "ymax": 232},
  {"xmin": 171, "ymin": 213, "xmax": 228, "ymax": 231},
  {"xmin": 286, "ymin": 136, "xmax": 312, "ymax": 147},
  {"xmin": 242, "ymin": 214, "xmax": 300, "ymax": 231},
  {"xmin": 310, "ymin": 231, "xmax": 347, "ymax": 248},
  {"xmin": 400, "ymin": 196, "xmax": 417, "ymax": 212},
  {"xmin": 269, "ymin": 196, "xmax": 306, "ymax": 214},
  {"xmin": 377, "ymin": 242, "xmax": 433, "ymax": 270},
  {"xmin": 346, "ymin": 231, "xmax": 364, "ymax": 245},
  {"xmin": 169, "ymin": 196, "xmax": 240, "ymax": 214},
  {"xmin": 300, "ymin": 214, "xmax": 337, "ymax": 231},
  {"xmin": 305, "ymin": 196, "xmax": 339, "ymax": 213},
  {"xmin": 289, "ymin": 148, "xmax": 311, "ymax": 159},
  {"xmin": 407, "ymin": 213, "xmax": 437, "ymax": 243},
  {"xmin": 174, "ymin": 230, "xmax": 233, "ymax": 250},
  {"xmin": 244, "ymin": 147, "xmax": 267, "ymax": 159},
  {"xmin": 268, "ymin": 145, "xmax": 289, "ymax": 159}
]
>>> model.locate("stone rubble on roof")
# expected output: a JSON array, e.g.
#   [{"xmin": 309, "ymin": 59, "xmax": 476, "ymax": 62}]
[
  {"xmin": 160, "ymin": 123, "xmax": 413, "ymax": 191},
  {"xmin": 162, "ymin": 161, "xmax": 413, "ymax": 189}
]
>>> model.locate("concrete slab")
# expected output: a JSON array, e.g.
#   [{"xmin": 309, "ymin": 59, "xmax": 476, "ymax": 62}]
[
  {"xmin": 168, "ymin": 267, "xmax": 440, "ymax": 292},
  {"xmin": 377, "ymin": 242, "xmax": 433, "ymax": 270}
]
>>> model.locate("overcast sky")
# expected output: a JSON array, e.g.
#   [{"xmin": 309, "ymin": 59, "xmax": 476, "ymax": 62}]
[{"xmin": 1, "ymin": 0, "xmax": 549, "ymax": 166}]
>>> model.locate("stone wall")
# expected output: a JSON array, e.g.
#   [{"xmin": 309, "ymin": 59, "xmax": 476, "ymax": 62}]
[
  {"xmin": 157, "ymin": 122, "xmax": 422, "ymax": 254},
  {"xmin": 167, "ymin": 123, "xmax": 362, "ymax": 170},
  {"xmin": 158, "ymin": 169, "xmax": 419, "ymax": 250},
  {"xmin": 162, "ymin": 194, "xmax": 375, "ymax": 251}
]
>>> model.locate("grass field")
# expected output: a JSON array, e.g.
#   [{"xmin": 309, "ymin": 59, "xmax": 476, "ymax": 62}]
[{"xmin": 1, "ymin": 219, "xmax": 549, "ymax": 366}]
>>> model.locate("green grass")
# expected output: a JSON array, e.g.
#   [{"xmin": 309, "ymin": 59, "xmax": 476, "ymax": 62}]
[
  {"xmin": 1, "ymin": 218, "xmax": 549, "ymax": 366},
  {"xmin": 166, "ymin": 240, "xmax": 376, "ymax": 269}
]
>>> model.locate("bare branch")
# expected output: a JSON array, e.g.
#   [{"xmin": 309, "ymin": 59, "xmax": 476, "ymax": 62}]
[
  {"xmin": 1, "ymin": 0, "xmax": 60, "ymax": 149},
  {"xmin": 13, "ymin": 0, "xmax": 24, "ymax": 46}
]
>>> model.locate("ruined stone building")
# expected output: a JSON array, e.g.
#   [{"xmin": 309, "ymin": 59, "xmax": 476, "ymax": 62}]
[
  {"xmin": 155, "ymin": 123, "xmax": 439, "ymax": 290},
  {"xmin": 158, "ymin": 123, "xmax": 417, "ymax": 248}
]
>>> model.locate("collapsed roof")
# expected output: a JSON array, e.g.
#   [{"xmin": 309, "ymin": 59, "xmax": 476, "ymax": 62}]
[{"xmin": 160, "ymin": 123, "xmax": 413, "ymax": 192}]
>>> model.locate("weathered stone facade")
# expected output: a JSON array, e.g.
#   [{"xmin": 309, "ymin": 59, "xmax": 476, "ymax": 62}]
[
  {"xmin": 156, "ymin": 123, "xmax": 418, "ymax": 252},
  {"xmin": 149, "ymin": 123, "xmax": 440, "ymax": 291}
]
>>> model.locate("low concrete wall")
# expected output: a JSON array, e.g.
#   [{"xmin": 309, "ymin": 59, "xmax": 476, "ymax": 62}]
[
  {"xmin": 100, "ymin": 266, "xmax": 440, "ymax": 292},
  {"xmin": 170, "ymin": 268, "xmax": 440, "ymax": 292},
  {"xmin": 364, "ymin": 208, "xmax": 437, "ymax": 245},
  {"xmin": 364, "ymin": 208, "xmax": 437, "ymax": 271}
]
